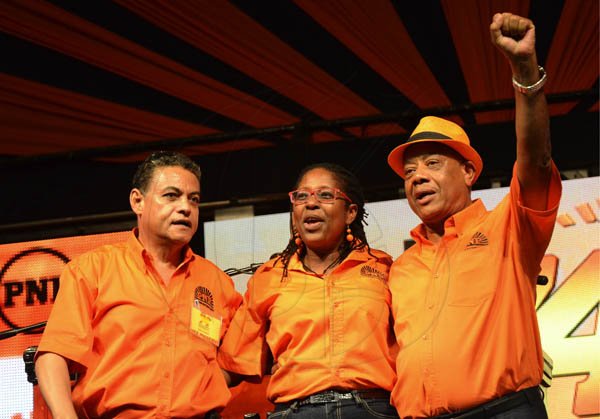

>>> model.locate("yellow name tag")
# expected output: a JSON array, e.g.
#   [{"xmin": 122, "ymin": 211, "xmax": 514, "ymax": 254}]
[{"xmin": 190, "ymin": 303, "xmax": 222, "ymax": 345}]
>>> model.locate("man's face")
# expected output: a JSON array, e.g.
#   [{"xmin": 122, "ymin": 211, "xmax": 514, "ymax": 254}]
[
  {"xmin": 134, "ymin": 166, "xmax": 200, "ymax": 247},
  {"xmin": 402, "ymin": 143, "xmax": 475, "ymax": 226}
]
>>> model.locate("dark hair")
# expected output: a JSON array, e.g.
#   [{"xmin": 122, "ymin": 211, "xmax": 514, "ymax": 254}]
[
  {"xmin": 277, "ymin": 162, "xmax": 373, "ymax": 280},
  {"xmin": 132, "ymin": 151, "xmax": 201, "ymax": 193}
]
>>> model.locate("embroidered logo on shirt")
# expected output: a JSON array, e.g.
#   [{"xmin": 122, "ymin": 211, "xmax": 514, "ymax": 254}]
[
  {"xmin": 466, "ymin": 231, "xmax": 489, "ymax": 249},
  {"xmin": 194, "ymin": 286, "xmax": 214, "ymax": 311},
  {"xmin": 360, "ymin": 265, "xmax": 386, "ymax": 282}
]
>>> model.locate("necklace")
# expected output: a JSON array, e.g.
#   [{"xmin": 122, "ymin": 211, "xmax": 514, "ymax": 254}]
[{"xmin": 302, "ymin": 253, "xmax": 345, "ymax": 276}]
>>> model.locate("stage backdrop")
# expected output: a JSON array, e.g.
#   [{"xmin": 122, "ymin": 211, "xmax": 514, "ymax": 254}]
[{"xmin": 0, "ymin": 177, "xmax": 598, "ymax": 418}]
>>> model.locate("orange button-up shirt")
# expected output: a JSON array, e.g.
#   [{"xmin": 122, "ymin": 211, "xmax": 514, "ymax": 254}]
[
  {"xmin": 389, "ymin": 163, "xmax": 562, "ymax": 417},
  {"xmin": 218, "ymin": 247, "xmax": 397, "ymax": 403},
  {"xmin": 37, "ymin": 231, "xmax": 242, "ymax": 418}
]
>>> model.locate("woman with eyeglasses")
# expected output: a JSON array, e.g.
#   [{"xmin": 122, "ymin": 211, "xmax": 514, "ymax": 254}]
[{"xmin": 219, "ymin": 163, "xmax": 398, "ymax": 418}]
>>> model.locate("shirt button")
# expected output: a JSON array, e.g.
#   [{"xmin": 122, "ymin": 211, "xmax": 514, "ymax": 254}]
[
  {"xmin": 164, "ymin": 372, "xmax": 170, "ymax": 378},
  {"xmin": 422, "ymin": 335, "xmax": 428, "ymax": 340}
]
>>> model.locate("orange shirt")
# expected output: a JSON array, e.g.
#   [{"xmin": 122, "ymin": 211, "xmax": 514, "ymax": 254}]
[
  {"xmin": 37, "ymin": 231, "xmax": 242, "ymax": 418},
  {"xmin": 218, "ymin": 247, "xmax": 397, "ymax": 403},
  {"xmin": 389, "ymin": 163, "xmax": 562, "ymax": 417}
]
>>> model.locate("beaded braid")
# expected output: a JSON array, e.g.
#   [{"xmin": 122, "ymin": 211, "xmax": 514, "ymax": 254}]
[{"xmin": 277, "ymin": 162, "xmax": 376, "ymax": 281}]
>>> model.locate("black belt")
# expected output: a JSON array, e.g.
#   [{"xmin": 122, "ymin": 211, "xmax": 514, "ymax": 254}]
[
  {"xmin": 204, "ymin": 410, "xmax": 221, "ymax": 419},
  {"xmin": 432, "ymin": 386, "xmax": 542, "ymax": 419},
  {"xmin": 279, "ymin": 389, "xmax": 391, "ymax": 408}
]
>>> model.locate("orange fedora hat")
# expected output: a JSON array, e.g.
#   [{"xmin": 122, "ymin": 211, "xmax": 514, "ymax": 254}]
[{"xmin": 387, "ymin": 116, "xmax": 483, "ymax": 182}]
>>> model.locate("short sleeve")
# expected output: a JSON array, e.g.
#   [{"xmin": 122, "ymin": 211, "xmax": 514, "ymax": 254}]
[
  {"xmin": 36, "ymin": 259, "xmax": 96, "ymax": 370},
  {"xmin": 218, "ymin": 274, "xmax": 269, "ymax": 377},
  {"xmin": 509, "ymin": 161, "xmax": 562, "ymax": 277}
]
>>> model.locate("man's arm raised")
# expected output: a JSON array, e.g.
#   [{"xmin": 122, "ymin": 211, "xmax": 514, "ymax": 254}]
[{"xmin": 490, "ymin": 12, "xmax": 552, "ymax": 210}]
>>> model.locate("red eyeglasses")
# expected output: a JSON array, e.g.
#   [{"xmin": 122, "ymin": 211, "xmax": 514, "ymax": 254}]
[{"xmin": 288, "ymin": 187, "xmax": 352, "ymax": 205}]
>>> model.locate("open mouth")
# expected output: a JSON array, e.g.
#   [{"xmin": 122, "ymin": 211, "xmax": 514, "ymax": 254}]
[
  {"xmin": 414, "ymin": 189, "xmax": 435, "ymax": 204},
  {"xmin": 172, "ymin": 219, "xmax": 192, "ymax": 228},
  {"xmin": 303, "ymin": 215, "xmax": 324, "ymax": 229}
]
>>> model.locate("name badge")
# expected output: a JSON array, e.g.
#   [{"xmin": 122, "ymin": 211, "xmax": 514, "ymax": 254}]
[{"xmin": 190, "ymin": 301, "xmax": 222, "ymax": 345}]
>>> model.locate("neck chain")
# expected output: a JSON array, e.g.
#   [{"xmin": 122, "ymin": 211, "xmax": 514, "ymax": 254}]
[{"xmin": 302, "ymin": 253, "xmax": 345, "ymax": 276}]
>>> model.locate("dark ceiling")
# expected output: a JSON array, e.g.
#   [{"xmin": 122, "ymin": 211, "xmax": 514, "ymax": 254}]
[{"xmin": 0, "ymin": 0, "xmax": 598, "ymax": 244}]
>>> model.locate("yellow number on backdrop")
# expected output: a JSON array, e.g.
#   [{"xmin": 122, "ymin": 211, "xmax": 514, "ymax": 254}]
[{"xmin": 537, "ymin": 250, "xmax": 599, "ymax": 416}]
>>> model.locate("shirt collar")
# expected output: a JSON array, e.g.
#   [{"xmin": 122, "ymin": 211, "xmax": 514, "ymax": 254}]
[
  {"xmin": 126, "ymin": 228, "xmax": 146, "ymax": 272},
  {"xmin": 285, "ymin": 246, "xmax": 376, "ymax": 274},
  {"xmin": 126, "ymin": 228, "xmax": 195, "ymax": 272},
  {"xmin": 410, "ymin": 199, "xmax": 487, "ymax": 246}
]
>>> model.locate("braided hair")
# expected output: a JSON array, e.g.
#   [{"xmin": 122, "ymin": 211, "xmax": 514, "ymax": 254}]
[{"xmin": 277, "ymin": 163, "xmax": 374, "ymax": 280}]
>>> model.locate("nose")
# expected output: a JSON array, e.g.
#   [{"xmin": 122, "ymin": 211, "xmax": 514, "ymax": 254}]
[
  {"xmin": 178, "ymin": 197, "xmax": 192, "ymax": 215},
  {"xmin": 412, "ymin": 173, "xmax": 428, "ymax": 185},
  {"xmin": 304, "ymin": 191, "xmax": 321, "ymax": 208},
  {"xmin": 305, "ymin": 192, "xmax": 321, "ymax": 207},
  {"xmin": 409, "ymin": 163, "xmax": 429, "ymax": 185}
]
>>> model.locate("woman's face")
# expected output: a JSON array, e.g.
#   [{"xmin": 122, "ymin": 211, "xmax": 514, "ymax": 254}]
[{"xmin": 291, "ymin": 168, "xmax": 357, "ymax": 257}]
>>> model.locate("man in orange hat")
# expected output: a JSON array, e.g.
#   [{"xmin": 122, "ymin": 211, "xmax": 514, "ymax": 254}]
[{"xmin": 386, "ymin": 13, "xmax": 561, "ymax": 418}]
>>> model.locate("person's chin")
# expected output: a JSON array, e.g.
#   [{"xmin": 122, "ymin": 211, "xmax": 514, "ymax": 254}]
[
  {"xmin": 418, "ymin": 208, "xmax": 442, "ymax": 224},
  {"xmin": 302, "ymin": 233, "xmax": 326, "ymax": 248},
  {"xmin": 169, "ymin": 231, "xmax": 195, "ymax": 244}
]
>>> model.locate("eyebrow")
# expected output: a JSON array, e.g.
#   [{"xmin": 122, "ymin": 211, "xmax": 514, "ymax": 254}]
[{"xmin": 162, "ymin": 186, "xmax": 201, "ymax": 196}]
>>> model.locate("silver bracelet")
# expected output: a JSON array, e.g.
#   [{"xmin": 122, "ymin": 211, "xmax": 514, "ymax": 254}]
[{"xmin": 512, "ymin": 66, "xmax": 547, "ymax": 95}]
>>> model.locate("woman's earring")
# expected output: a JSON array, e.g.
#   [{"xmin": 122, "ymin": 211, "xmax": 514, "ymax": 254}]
[
  {"xmin": 346, "ymin": 225, "xmax": 354, "ymax": 242},
  {"xmin": 294, "ymin": 232, "xmax": 303, "ymax": 247}
]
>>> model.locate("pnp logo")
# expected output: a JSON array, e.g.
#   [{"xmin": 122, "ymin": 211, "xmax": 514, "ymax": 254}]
[{"xmin": 0, "ymin": 248, "xmax": 69, "ymax": 329}]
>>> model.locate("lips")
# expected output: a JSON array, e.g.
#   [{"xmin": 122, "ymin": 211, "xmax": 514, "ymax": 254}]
[
  {"xmin": 172, "ymin": 219, "xmax": 192, "ymax": 228},
  {"xmin": 414, "ymin": 189, "xmax": 435, "ymax": 205},
  {"xmin": 303, "ymin": 215, "xmax": 324, "ymax": 230}
]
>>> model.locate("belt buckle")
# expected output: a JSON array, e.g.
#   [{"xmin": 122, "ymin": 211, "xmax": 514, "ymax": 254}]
[
  {"xmin": 310, "ymin": 391, "xmax": 337, "ymax": 404},
  {"xmin": 337, "ymin": 392, "xmax": 353, "ymax": 401},
  {"xmin": 308, "ymin": 391, "xmax": 352, "ymax": 404}
]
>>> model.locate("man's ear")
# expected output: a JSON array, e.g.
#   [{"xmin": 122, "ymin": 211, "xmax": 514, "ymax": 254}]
[
  {"xmin": 462, "ymin": 161, "xmax": 477, "ymax": 187},
  {"xmin": 130, "ymin": 188, "xmax": 144, "ymax": 215}
]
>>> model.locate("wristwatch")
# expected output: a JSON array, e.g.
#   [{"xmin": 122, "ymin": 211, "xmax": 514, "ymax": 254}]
[{"xmin": 512, "ymin": 66, "xmax": 547, "ymax": 95}]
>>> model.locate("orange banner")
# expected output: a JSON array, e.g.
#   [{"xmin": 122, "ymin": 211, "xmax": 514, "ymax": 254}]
[{"xmin": 0, "ymin": 231, "xmax": 129, "ymax": 357}]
